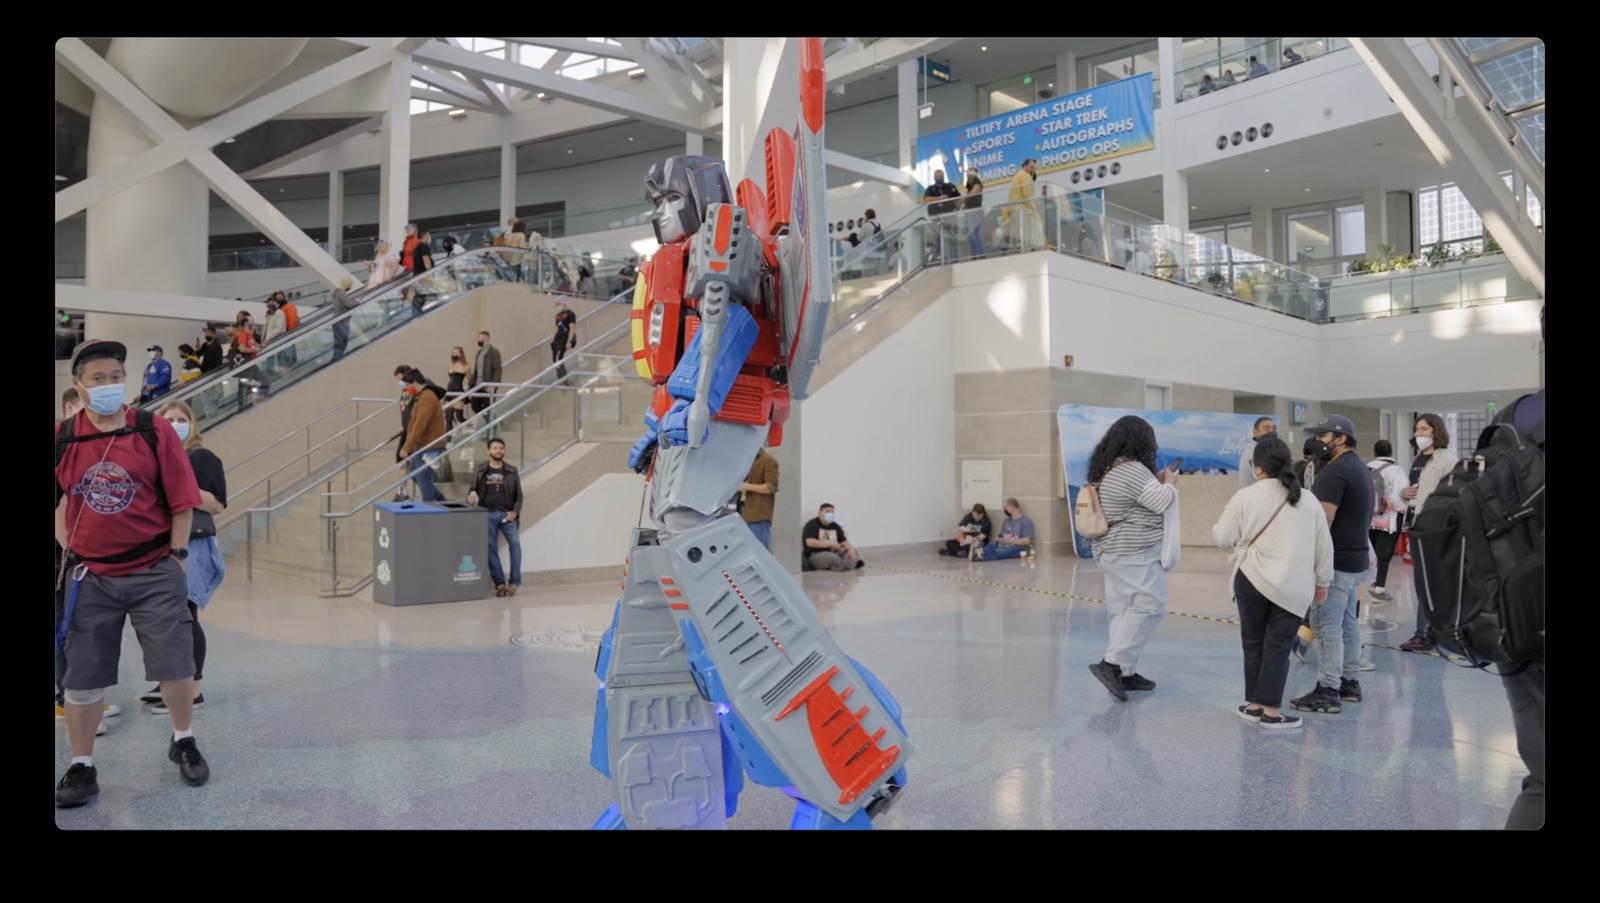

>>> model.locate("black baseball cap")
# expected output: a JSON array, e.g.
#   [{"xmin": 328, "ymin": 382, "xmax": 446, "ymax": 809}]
[
  {"xmin": 70, "ymin": 339, "xmax": 127, "ymax": 372},
  {"xmin": 1304, "ymin": 413, "xmax": 1356, "ymax": 440}
]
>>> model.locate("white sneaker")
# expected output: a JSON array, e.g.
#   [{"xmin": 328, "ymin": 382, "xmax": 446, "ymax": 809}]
[
  {"xmin": 95, "ymin": 722, "xmax": 107, "ymax": 736},
  {"xmin": 1359, "ymin": 656, "xmax": 1377, "ymax": 672}
]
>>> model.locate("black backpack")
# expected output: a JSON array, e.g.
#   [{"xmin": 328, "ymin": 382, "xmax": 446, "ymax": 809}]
[
  {"xmin": 55, "ymin": 409, "xmax": 170, "ymax": 565},
  {"xmin": 1410, "ymin": 397, "xmax": 1544, "ymax": 671}
]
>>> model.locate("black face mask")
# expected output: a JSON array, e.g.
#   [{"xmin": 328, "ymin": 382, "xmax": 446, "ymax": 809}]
[
  {"xmin": 477, "ymin": 340, "xmax": 485, "ymax": 347},
  {"xmin": 1309, "ymin": 439, "xmax": 1334, "ymax": 462},
  {"xmin": 451, "ymin": 354, "xmax": 460, "ymax": 361}
]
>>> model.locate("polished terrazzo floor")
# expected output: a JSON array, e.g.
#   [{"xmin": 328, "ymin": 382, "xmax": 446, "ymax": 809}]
[{"xmin": 54, "ymin": 546, "xmax": 1527, "ymax": 830}]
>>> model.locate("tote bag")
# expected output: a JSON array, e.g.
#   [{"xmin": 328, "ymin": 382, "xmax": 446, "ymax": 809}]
[{"xmin": 1160, "ymin": 492, "xmax": 1183, "ymax": 571}]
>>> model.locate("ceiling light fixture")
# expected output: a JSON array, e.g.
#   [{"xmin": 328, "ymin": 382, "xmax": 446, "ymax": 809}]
[
  {"xmin": 628, "ymin": 68, "xmax": 646, "ymax": 78},
  {"xmin": 1264, "ymin": 168, "xmax": 1271, "ymax": 173},
  {"xmin": 981, "ymin": 46, "xmax": 988, "ymax": 52},
  {"xmin": 223, "ymin": 137, "xmax": 237, "ymax": 144},
  {"xmin": 567, "ymin": 149, "xmax": 574, "ymax": 154},
  {"xmin": 448, "ymin": 108, "xmax": 467, "ymax": 118},
  {"xmin": 628, "ymin": 137, "xmax": 634, "ymax": 141}
]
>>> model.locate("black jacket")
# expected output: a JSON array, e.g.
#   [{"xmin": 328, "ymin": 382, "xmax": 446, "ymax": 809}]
[
  {"xmin": 470, "ymin": 460, "xmax": 524, "ymax": 517},
  {"xmin": 199, "ymin": 339, "xmax": 224, "ymax": 373}
]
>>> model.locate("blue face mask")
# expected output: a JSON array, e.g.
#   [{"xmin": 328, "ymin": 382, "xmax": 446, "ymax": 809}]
[
  {"xmin": 84, "ymin": 383, "xmax": 124, "ymax": 416},
  {"xmin": 172, "ymin": 422, "xmax": 191, "ymax": 443},
  {"xmin": 822, "ymin": 512, "xmax": 835, "ymax": 524}
]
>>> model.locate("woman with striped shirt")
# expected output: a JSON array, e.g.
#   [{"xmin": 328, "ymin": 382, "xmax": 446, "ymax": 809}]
[{"xmin": 1086, "ymin": 416, "xmax": 1179, "ymax": 702}]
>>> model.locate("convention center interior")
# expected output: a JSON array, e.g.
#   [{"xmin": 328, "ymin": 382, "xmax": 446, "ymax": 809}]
[{"xmin": 54, "ymin": 37, "xmax": 1544, "ymax": 829}]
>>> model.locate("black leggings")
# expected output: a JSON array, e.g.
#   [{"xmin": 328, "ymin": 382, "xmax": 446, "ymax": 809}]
[
  {"xmin": 1235, "ymin": 571, "xmax": 1301, "ymax": 709},
  {"xmin": 188, "ymin": 600, "xmax": 206, "ymax": 682}
]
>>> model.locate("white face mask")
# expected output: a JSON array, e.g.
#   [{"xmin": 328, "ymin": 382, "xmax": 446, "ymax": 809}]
[
  {"xmin": 148, "ymin": 351, "xmax": 157, "ymax": 360},
  {"xmin": 398, "ymin": 380, "xmax": 407, "ymax": 390},
  {"xmin": 1415, "ymin": 436, "xmax": 1434, "ymax": 451}
]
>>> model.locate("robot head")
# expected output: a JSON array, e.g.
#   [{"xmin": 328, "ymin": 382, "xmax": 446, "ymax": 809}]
[{"xmin": 644, "ymin": 155, "xmax": 732, "ymax": 245}]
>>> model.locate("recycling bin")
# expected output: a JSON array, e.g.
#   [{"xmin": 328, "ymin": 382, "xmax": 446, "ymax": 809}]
[{"xmin": 372, "ymin": 500, "xmax": 491, "ymax": 606}]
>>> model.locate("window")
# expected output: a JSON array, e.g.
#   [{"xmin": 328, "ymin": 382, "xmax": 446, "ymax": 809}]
[
  {"xmin": 1336, "ymin": 205, "xmax": 1365, "ymax": 256},
  {"xmin": 1418, "ymin": 171, "xmax": 1540, "ymax": 249},
  {"xmin": 520, "ymin": 45, "xmax": 556, "ymax": 68},
  {"xmin": 1288, "ymin": 211, "xmax": 1333, "ymax": 261}
]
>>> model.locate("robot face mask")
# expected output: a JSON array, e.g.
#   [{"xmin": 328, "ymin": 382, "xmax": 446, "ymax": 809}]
[{"xmin": 646, "ymin": 155, "xmax": 732, "ymax": 246}]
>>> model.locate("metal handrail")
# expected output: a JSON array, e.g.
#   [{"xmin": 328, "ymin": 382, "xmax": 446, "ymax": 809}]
[
  {"xmin": 219, "ymin": 400, "xmax": 401, "ymax": 526},
  {"xmin": 318, "ymin": 320, "xmax": 633, "ymax": 506},
  {"xmin": 226, "ymin": 397, "xmax": 390, "ymax": 474},
  {"xmin": 240, "ymin": 315, "xmax": 637, "ymax": 581}
]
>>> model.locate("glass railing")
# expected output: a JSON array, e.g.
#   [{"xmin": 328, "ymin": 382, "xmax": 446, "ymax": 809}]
[
  {"xmin": 1324, "ymin": 253, "xmax": 1536, "ymax": 321},
  {"xmin": 315, "ymin": 319, "xmax": 648, "ymax": 594},
  {"xmin": 136, "ymin": 244, "xmax": 630, "ymax": 437},
  {"xmin": 1175, "ymin": 38, "xmax": 1349, "ymax": 102},
  {"xmin": 829, "ymin": 182, "xmax": 1330, "ymax": 328}
]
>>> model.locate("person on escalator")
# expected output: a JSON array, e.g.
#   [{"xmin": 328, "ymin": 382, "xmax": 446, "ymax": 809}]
[
  {"xmin": 198, "ymin": 327, "xmax": 223, "ymax": 374},
  {"xmin": 331, "ymin": 276, "xmax": 358, "ymax": 361},
  {"xmin": 552, "ymin": 300, "xmax": 578, "ymax": 384},
  {"xmin": 176, "ymin": 345, "xmax": 203, "ymax": 386}
]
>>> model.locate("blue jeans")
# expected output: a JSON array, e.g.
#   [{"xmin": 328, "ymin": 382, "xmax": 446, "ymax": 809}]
[
  {"xmin": 487, "ymin": 511, "xmax": 522, "ymax": 588},
  {"xmin": 748, "ymin": 520, "xmax": 771, "ymax": 550},
  {"xmin": 983, "ymin": 542, "xmax": 1027, "ymax": 560},
  {"xmin": 1413, "ymin": 557, "xmax": 1432, "ymax": 639},
  {"xmin": 1312, "ymin": 568, "xmax": 1363, "ymax": 689},
  {"xmin": 413, "ymin": 450, "xmax": 446, "ymax": 502},
  {"xmin": 185, "ymin": 536, "xmax": 226, "ymax": 610}
]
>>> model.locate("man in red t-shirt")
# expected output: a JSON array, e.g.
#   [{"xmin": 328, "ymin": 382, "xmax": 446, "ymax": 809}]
[{"xmin": 54, "ymin": 340, "xmax": 212, "ymax": 808}]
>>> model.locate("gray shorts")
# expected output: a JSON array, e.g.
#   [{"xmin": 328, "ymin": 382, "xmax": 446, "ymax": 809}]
[{"xmin": 62, "ymin": 556, "xmax": 195, "ymax": 690}]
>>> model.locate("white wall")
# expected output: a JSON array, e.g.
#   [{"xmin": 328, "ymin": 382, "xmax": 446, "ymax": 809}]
[
  {"xmin": 1168, "ymin": 38, "xmax": 1434, "ymax": 172},
  {"xmin": 515, "ymin": 472, "xmax": 641, "ymax": 574},
  {"xmin": 1318, "ymin": 298, "xmax": 1542, "ymax": 400},
  {"xmin": 800, "ymin": 290, "xmax": 956, "ymax": 547}
]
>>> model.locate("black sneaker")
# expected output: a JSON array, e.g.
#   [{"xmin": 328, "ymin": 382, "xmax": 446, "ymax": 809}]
[
  {"xmin": 150, "ymin": 694, "xmax": 205, "ymax": 715},
  {"xmin": 1290, "ymin": 685, "xmax": 1342, "ymax": 714},
  {"xmin": 1237, "ymin": 705, "xmax": 1263, "ymax": 723},
  {"xmin": 1259, "ymin": 712, "xmax": 1303, "ymax": 730},
  {"xmin": 1121, "ymin": 673, "xmax": 1156, "ymax": 692},
  {"xmin": 55, "ymin": 763, "xmax": 99, "ymax": 808},
  {"xmin": 168, "ymin": 737, "xmax": 210, "ymax": 786},
  {"xmin": 138, "ymin": 686, "xmax": 163, "ymax": 704},
  {"xmin": 1339, "ymin": 679, "xmax": 1363, "ymax": 703},
  {"xmin": 1089, "ymin": 660, "xmax": 1128, "ymax": 701}
]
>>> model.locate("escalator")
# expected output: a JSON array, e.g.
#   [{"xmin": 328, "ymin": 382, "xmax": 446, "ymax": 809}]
[{"xmin": 136, "ymin": 242, "xmax": 636, "ymax": 437}]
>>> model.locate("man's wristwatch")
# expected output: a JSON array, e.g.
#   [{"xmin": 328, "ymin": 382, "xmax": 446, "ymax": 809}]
[{"xmin": 170, "ymin": 548, "xmax": 189, "ymax": 561}]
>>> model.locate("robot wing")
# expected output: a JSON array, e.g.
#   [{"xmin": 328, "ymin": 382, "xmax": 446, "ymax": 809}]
[{"xmin": 774, "ymin": 37, "xmax": 832, "ymax": 401}]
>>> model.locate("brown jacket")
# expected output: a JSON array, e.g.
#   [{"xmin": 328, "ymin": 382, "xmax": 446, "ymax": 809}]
[
  {"xmin": 401, "ymin": 386, "xmax": 447, "ymax": 456},
  {"xmin": 741, "ymin": 449, "xmax": 779, "ymax": 525}
]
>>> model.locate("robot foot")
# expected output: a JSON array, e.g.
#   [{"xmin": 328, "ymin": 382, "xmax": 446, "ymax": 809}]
[{"xmin": 593, "ymin": 803, "xmax": 628, "ymax": 830}]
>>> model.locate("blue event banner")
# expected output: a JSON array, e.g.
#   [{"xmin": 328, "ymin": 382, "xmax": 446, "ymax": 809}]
[{"xmin": 915, "ymin": 73, "xmax": 1155, "ymax": 189}]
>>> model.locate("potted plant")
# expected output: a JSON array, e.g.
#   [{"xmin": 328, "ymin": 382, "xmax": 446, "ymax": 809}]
[
  {"xmin": 1483, "ymin": 233, "xmax": 1502, "ymax": 255},
  {"xmin": 1234, "ymin": 275, "xmax": 1256, "ymax": 301},
  {"xmin": 1347, "ymin": 256, "xmax": 1371, "ymax": 275},
  {"xmin": 1425, "ymin": 241, "xmax": 1452, "ymax": 268}
]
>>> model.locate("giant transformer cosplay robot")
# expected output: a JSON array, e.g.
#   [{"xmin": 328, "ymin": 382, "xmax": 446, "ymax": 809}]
[{"xmin": 589, "ymin": 38, "xmax": 911, "ymax": 830}]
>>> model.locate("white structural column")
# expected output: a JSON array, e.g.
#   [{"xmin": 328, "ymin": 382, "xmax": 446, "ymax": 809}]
[
  {"xmin": 1156, "ymin": 38, "xmax": 1188, "ymax": 232},
  {"xmin": 378, "ymin": 58, "xmax": 412, "ymax": 250},
  {"xmin": 721, "ymin": 38, "xmax": 798, "ymax": 187},
  {"xmin": 897, "ymin": 60, "xmax": 917, "ymax": 175},
  {"xmin": 499, "ymin": 116, "xmax": 517, "ymax": 230},
  {"xmin": 328, "ymin": 152, "xmax": 344, "ymax": 263},
  {"xmin": 1056, "ymin": 51, "xmax": 1077, "ymax": 95},
  {"xmin": 1158, "ymin": 38, "xmax": 1179, "ymax": 113},
  {"xmin": 79, "ymin": 38, "xmax": 306, "ymax": 296},
  {"xmin": 1363, "ymin": 186, "xmax": 1388, "ymax": 258},
  {"xmin": 1250, "ymin": 204, "xmax": 1273, "ymax": 260}
]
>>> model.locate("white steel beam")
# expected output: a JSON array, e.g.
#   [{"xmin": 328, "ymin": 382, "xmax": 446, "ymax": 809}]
[
  {"xmin": 499, "ymin": 38, "xmax": 636, "ymax": 61},
  {"xmin": 1351, "ymin": 38, "xmax": 1543, "ymax": 295},
  {"xmin": 56, "ymin": 37, "xmax": 355, "ymax": 286},
  {"xmin": 413, "ymin": 40, "xmax": 710, "ymax": 133},
  {"xmin": 616, "ymin": 37, "xmax": 699, "ymax": 111},
  {"xmin": 439, "ymin": 38, "xmax": 513, "ymax": 114},
  {"xmin": 241, "ymin": 116, "xmax": 382, "ymax": 180},
  {"xmin": 649, "ymin": 37, "xmax": 719, "ymax": 106},
  {"xmin": 541, "ymin": 51, "xmax": 571, "ymax": 71},
  {"xmin": 410, "ymin": 62, "xmax": 494, "ymax": 108},
  {"xmin": 825, "ymin": 38, "xmax": 958, "ymax": 87},
  {"xmin": 824, "ymin": 149, "xmax": 914, "ymax": 188},
  {"xmin": 56, "ymin": 39, "xmax": 397, "ymax": 222},
  {"xmin": 378, "ymin": 59, "xmax": 412, "ymax": 255}
]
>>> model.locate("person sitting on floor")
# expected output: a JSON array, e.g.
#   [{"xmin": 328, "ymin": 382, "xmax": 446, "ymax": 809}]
[
  {"xmin": 980, "ymin": 498, "xmax": 1036, "ymax": 561},
  {"xmin": 802, "ymin": 503, "xmax": 864, "ymax": 571},
  {"xmin": 941, "ymin": 503, "xmax": 993, "ymax": 559}
]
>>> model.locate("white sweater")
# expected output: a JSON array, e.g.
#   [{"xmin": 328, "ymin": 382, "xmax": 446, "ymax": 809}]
[{"xmin": 1213, "ymin": 479, "xmax": 1334, "ymax": 615}]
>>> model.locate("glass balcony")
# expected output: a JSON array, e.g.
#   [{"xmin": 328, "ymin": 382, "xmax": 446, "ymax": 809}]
[{"xmin": 1175, "ymin": 38, "xmax": 1349, "ymax": 102}]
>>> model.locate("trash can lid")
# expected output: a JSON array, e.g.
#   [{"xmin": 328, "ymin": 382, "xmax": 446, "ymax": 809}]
[{"xmin": 375, "ymin": 501, "xmax": 447, "ymax": 514}]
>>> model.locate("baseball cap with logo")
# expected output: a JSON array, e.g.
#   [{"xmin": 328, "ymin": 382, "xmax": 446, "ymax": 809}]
[
  {"xmin": 70, "ymin": 339, "xmax": 127, "ymax": 372},
  {"xmin": 146, "ymin": 345, "xmax": 163, "ymax": 353},
  {"xmin": 1304, "ymin": 413, "xmax": 1356, "ymax": 440}
]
